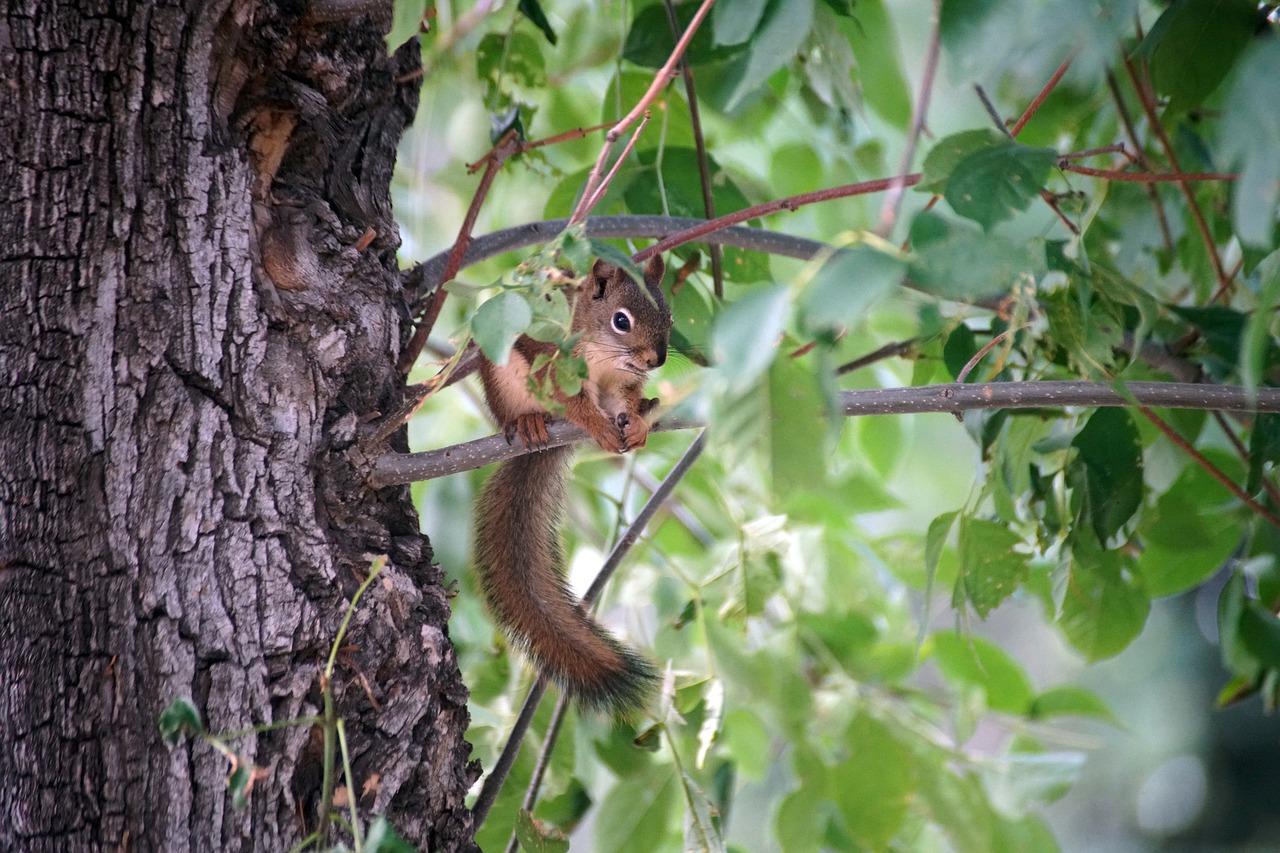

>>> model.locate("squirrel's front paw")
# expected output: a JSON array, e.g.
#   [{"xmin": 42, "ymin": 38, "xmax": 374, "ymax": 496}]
[
  {"xmin": 591, "ymin": 422, "xmax": 627, "ymax": 454},
  {"xmin": 617, "ymin": 412, "xmax": 649, "ymax": 452},
  {"xmin": 505, "ymin": 412, "xmax": 551, "ymax": 449}
]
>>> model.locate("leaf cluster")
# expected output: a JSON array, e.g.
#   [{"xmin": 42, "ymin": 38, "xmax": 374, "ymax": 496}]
[{"xmin": 394, "ymin": 0, "xmax": 1280, "ymax": 849}]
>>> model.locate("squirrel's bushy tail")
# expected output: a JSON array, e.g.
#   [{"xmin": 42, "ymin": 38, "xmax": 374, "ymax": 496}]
[{"xmin": 473, "ymin": 446, "xmax": 658, "ymax": 714}]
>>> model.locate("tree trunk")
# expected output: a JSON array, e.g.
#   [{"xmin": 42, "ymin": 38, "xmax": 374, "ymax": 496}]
[{"xmin": 0, "ymin": 2, "xmax": 477, "ymax": 849}]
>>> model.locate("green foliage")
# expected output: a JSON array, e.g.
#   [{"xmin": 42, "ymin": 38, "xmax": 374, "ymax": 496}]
[{"xmin": 396, "ymin": 0, "xmax": 1280, "ymax": 849}]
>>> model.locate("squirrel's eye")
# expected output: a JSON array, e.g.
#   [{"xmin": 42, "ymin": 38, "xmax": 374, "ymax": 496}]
[{"xmin": 612, "ymin": 310, "xmax": 632, "ymax": 334}]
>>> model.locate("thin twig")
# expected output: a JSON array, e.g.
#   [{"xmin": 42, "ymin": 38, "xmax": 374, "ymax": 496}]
[
  {"xmin": 662, "ymin": 0, "xmax": 724, "ymax": 298},
  {"xmin": 1060, "ymin": 163, "xmax": 1236, "ymax": 183},
  {"xmin": 1121, "ymin": 50, "xmax": 1234, "ymax": 297},
  {"xmin": 635, "ymin": 174, "xmax": 924, "ymax": 261},
  {"xmin": 571, "ymin": 0, "xmax": 718, "ymax": 223},
  {"xmin": 1137, "ymin": 406, "xmax": 1280, "ymax": 530},
  {"xmin": 1010, "ymin": 57, "xmax": 1072, "ymax": 137},
  {"xmin": 470, "ymin": 432, "xmax": 708, "ymax": 828},
  {"xmin": 399, "ymin": 130, "xmax": 522, "ymax": 374},
  {"xmin": 470, "ymin": 678, "xmax": 547, "ymax": 828},
  {"xmin": 876, "ymin": 0, "xmax": 941, "ymax": 237},
  {"xmin": 503, "ymin": 693, "xmax": 573, "ymax": 853},
  {"xmin": 955, "ymin": 326, "xmax": 1023, "ymax": 384},
  {"xmin": 466, "ymin": 122, "xmax": 613, "ymax": 174},
  {"xmin": 580, "ymin": 111, "xmax": 652, "ymax": 214},
  {"xmin": 1106, "ymin": 70, "xmax": 1174, "ymax": 253},
  {"xmin": 836, "ymin": 338, "xmax": 918, "ymax": 375},
  {"xmin": 974, "ymin": 84, "xmax": 1015, "ymax": 141}
]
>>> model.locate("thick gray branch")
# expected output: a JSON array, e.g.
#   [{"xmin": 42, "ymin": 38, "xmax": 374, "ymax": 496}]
[
  {"xmin": 369, "ymin": 380, "xmax": 1280, "ymax": 486},
  {"xmin": 402, "ymin": 215, "xmax": 832, "ymax": 300}
]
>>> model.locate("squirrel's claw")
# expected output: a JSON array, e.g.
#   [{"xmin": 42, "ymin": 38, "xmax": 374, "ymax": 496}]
[
  {"xmin": 616, "ymin": 411, "xmax": 649, "ymax": 452},
  {"xmin": 507, "ymin": 412, "xmax": 551, "ymax": 449}
]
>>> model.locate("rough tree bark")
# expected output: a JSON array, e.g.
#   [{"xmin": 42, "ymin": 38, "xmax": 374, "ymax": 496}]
[{"xmin": 1, "ymin": 2, "xmax": 477, "ymax": 850}]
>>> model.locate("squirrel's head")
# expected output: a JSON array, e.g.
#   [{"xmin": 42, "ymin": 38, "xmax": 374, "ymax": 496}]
[{"xmin": 577, "ymin": 255, "xmax": 672, "ymax": 372}]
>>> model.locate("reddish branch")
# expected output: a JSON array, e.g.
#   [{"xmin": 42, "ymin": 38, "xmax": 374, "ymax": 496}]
[
  {"xmin": 876, "ymin": 0, "xmax": 942, "ymax": 237},
  {"xmin": 1060, "ymin": 163, "xmax": 1237, "ymax": 183},
  {"xmin": 1010, "ymin": 57, "xmax": 1073, "ymax": 137},
  {"xmin": 570, "ymin": 0, "xmax": 717, "ymax": 223},
  {"xmin": 634, "ymin": 174, "xmax": 925, "ymax": 261},
  {"xmin": 398, "ymin": 129, "xmax": 521, "ymax": 374}
]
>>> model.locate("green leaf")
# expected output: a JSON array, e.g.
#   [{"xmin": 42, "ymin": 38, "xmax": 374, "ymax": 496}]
[
  {"xmin": 1143, "ymin": 0, "xmax": 1256, "ymax": 114},
  {"xmin": 1219, "ymin": 39, "xmax": 1280, "ymax": 246},
  {"xmin": 942, "ymin": 323, "xmax": 978, "ymax": 379},
  {"xmin": 670, "ymin": 280, "xmax": 715, "ymax": 364},
  {"xmin": 982, "ymin": 752, "xmax": 1085, "ymax": 814},
  {"xmin": 776, "ymin": 790, "xmax": 828, "ymax": 853},
  {"xmin": 956, "ymin": 516, "xmax": 1028, "ymax": 617},
  {"xmin": 227, "ymin": 762, "xmax": 250, "ymax": 810},
  {"xmin": 1241, "ymin": 249, "xmax": 1280, "ymax": 395},
  {"xmin": 909, "ymin": 210, "xmax": 1042, "ymax": 300},
  {"xmin": 472, "ymin": 290, "xmax": 533, "ymax": 364},
  {"xmin": 534, "ymin": 778, "xmax": 592, "ymax": 833},
  {"xmin": 476, "ymin": 31, "xmax": 547, "ymax": 111},
  {"xmin": 925, "ymin": 510, "xmax": 959, "ymax": 606},
  {"xmin": 943, "ymin": 142, "xmax": 1058, "ymax": 231},
  {"xmin": 1135, "ymin": 463, "xmax": 1240, "ymax": 598},
  {"xmin": 1067, "ymin": 407, "xmax": 1143, "ymax": 544},
  {"xmin": 707, "ymin": 0, "xmax": 816, "ymax": 112},
  {"xmin": 1218, "ymin": 570, "xmax": 1260, "ymax": 678},
  {"xmin": 1169, "ymin": 304, "xmax": 1248, "ymax": 365},
  {"xmin": 834, "ymin": 714, "xmax": 915, "ymax": 849},
  {"xmin": 594, "ymin": 770, "xmax": 679, "ymax": 852},
  {"xmin": 713, "ymin": 0, "xmax": 770, "ymax": 46},
  {"xmin": 623, "ymin": 4, "xmax": 741, "ymax": 68},
  {"xmin": 843, "ymin": 0, "xmax": 912, "ymax": 129},
  {"xmin": 918, "ymin": 129, "xmax": 1010, "ymax": 194},
  {"xmin": 767, "ymin": 356, "xmax": 831, "ymax": 504},
  {"xmin": 722, "ymin": 710, "xmax": 772, "ymax": 780},
  {"xmin": 518, "ymin": 0, "xmax": 558, "ymax": 45},
  {"xmin": 514, "ymin": 809, "xmax": 571, "ymax": 853},
  {"xmin": 799, "ymin": 243, "xmax": 905, "ymax": 334},
  {"xmin": 1240, "ymin": 598, "xmax": 1280, "ymax": 669},
  {"xmin": 709, "ymin": 285, "xmax": 790, "ymax": 391},
  {"xmin": 933, "ymin": 631, "xmax": 1034, "ymax": 714},
  {"xmin": 678, "ymin": 766, "xmax": 725, "ymax": 853},
  {"xmin": 1029, "ymin": 686, "xmax": 1117, "ymax": 722},
  {"xmin": 917, "ymin": 764, "xmax": 996, "ymax": 853},
  {"xmin": 158, "ymin": 698, "xmax": 204, "ymax": 745},
  {"xmin": 1059, "ymin": 540, "xmax": 1149, "ymax": 661},
  {"xmin": 365, "ymin": 816, "xmax": 417, "ymax": 853}
]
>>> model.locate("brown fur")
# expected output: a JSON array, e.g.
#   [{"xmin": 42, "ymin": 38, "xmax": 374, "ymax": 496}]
[{"xmin": 472, "ymin": 256, "xmax": 670, "ymax": 714}]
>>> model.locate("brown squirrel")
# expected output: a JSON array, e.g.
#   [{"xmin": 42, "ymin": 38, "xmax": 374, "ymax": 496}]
[{"xmin": 472, "ymin": 255, "xmax": 671, "ymax": 714}]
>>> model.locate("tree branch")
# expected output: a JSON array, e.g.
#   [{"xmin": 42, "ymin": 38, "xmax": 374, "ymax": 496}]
[
  {"xmin": 368, "ymin": 381, "xmax": 1280, "ymax": 486},
  {"xmin": 402, "ymin": 215, "xmax": 837, "ymax": 303}
]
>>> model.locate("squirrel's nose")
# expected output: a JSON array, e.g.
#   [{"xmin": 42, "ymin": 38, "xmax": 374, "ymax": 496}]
[{"xmin": 648, "ymin": 342, "xmax": 667, "ymax": 368}]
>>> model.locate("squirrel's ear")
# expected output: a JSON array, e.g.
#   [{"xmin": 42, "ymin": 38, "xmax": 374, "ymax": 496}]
[
  {"xmin": 587, "ymin": 259, "xmax": 615, "ymax": 298},
  {"xmin": 643, "ymin": 254, "xmax": 665, "ymax": 290}
]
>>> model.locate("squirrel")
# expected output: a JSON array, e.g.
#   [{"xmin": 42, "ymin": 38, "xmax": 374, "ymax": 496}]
[{"xmin": 472, "ymin": 254, "xmax": 671, "ymax": 715}]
